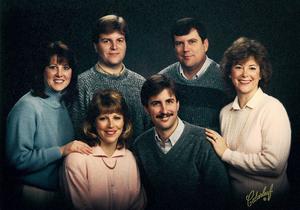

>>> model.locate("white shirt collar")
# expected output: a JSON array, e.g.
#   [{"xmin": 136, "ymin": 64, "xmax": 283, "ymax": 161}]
[
  {"xmin": 179, "ymin": 56, "xmax": 212, "ymax": 80},
  {"xmin": 154, "ymin": 118, "xmax": 185, "ymax": 146},
  {"xmin": 232, "ymin": 88, "xmax": 264, "ymax": 110}
]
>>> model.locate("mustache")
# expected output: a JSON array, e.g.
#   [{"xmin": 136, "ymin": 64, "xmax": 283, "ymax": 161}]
[{"xmin": 156, "ymin": 113, "xmax": 174, "ymax": 119}]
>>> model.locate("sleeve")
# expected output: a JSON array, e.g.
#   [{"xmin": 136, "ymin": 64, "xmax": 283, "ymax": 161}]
[
  {"xmin": 6, "ymin": 100, "xmax": 62, "ymax": 173},
  {"xmin": 62, "ymin": 154, "xmax": 93, "ymax": 210},
  {"xmin": 222, "ymin": 101, "xmax": 291, "ymax": 176},
  {"xmin": 200, "ymin": 140, "xmax": 231, "ymax": 209},
  {"xmin": 71, "ymin": 78, "xmax": 89, "ymax": 138},
  {"xmin": 128, "ymin": 152, "xmax": 147, "ymax": 210}
]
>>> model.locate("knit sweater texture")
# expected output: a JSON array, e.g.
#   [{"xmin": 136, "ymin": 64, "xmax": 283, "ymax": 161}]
[
  {"xmin": 159, "ymin": 61, "xmax": 229, "ymax": 131},
  {"xmin": 6, "ymin": 88, "xmax": 74, "ymax": 190},
  {"xmin": 72, "ymin": 66, "xmax": 149, "ymax": 146},
  {"xmin": 133, "ymin": 122, "xmax": 230, "ymax": 210}
]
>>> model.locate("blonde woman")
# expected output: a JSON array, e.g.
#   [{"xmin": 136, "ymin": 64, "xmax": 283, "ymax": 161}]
[{"xmin": 62, "ymin": 89, "xmax": 145, "ymax": 210}]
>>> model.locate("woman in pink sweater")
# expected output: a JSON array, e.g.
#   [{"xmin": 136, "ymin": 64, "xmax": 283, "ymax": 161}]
[
  {"xmin": 205, "ymin": 37, "xmax": 291, "ymax": 209},
  {"xmin": 62, "ymin": 89, "xmax": 145, "ymax": 210}
]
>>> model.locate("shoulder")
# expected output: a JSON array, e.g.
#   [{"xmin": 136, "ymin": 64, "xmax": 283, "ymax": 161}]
[
  {"xmin": 159, "ymin": 62, "xmax": 180, "ymax": 75},
  {"xmin": 220, "ymin": 102, "xmax": 233, "ymax": 115},
  {"xmin": 183, "ymin": 122, "xmax": 213, "ymax": 146},
  {"xmin": 258, "ymin": 93, "xmax": 289, "ymax": 119},
  {"xmin": 208, "ymin": 59, "xmax": 220, "ymax": 71},
  {"xmin": 64, "ymin": 152, "xmax": 89, "ymax": 170},
  {"xmin": 261, "ymin": 93, "xmax": 285, "ymax": 109},
  {"xmin": 124, "ymin": 149, "xmax": 137, "ymax": 163},
  {"xmin": 183, "ymin": 122, "xmax": 206, "ymax": 138},
  {"xmin": 78, "ymin": 67, "xmax": 95, "ymax": 81},
  {"xmin": 125, "ymin": 68, "xmax": 146, "ymax": 82},
  {"xmin": 133, "ymin": 128, "xmax": 155, "ymax": 148},
  {"xmin": 8, "ymin": 92, "xmax": 41, "ymax": 118}
]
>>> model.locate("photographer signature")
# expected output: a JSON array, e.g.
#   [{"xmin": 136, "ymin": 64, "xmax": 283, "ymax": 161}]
[{"xmin": 245, "ymin": 184, "xmax": 273, "ymax": 207}]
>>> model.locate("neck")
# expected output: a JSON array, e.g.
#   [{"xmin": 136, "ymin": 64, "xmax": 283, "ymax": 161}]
[
  {"xmin": 237, "ymin": 88, "xmax": 259, "ymax": 108},
  {"xmin": 156, "ymin": 118, "xmax": 179, "ymax": 142},
  {"xmin": 182, "ymin": 69, "xmax": 197, "ymax": 80},
  {"xmin": 98, "ymin": 61, "xmax": 123, "ymax": 75},
  {"xmin": 100, "ymin": 142, "xmax": 117, "ymax": 157},
  {"xmin": 182, "ymin": 58, "xmax": 206, "ymax": 80}
]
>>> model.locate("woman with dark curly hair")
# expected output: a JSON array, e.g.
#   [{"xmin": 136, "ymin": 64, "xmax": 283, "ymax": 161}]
[
  {"xmin": 62, "ymin": 89, "xmax": 145, "ymax": 210},
  {"xmin": 6, "ymin": 41, "xmax": 92, "ymax": 210},
  {"xmin": 205, "ymin": 37, "xmax": 291, "ymax": 208}
]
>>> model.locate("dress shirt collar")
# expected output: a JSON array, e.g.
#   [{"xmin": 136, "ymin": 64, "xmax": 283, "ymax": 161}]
[
  {"xmin": 154, "ymin": 117, "xmax": 185, "ymax": 147},
  {"xmin": 179, "ymin": 56, "xmax": 212, "ymax": 80},
  {"xmin": 232, "ymin": 88, "xmax": 264, "ymax": 110},
  {"xmin": 92, "ymin": 145, "xmax": 126, "ymax": 158}
]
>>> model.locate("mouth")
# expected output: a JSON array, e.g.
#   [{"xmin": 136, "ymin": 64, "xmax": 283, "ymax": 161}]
[
  {"xmin": 183, "ymin": 55, "xmax": 193, "ymax": 59},
  {"xmin": 53, "ymin": 79, "xmax": 65, "ymax": 84},
  {"xmin": 238, "ymin": 79, "xmax": 252, "ymax": 84},
  {"xmin": 109, "ymin": 53, "xmax": 120, "ymax": 56},
  {"xmin": 156, "ymin": 113, "xmax": 173, "ymax": 121},
  {"xmin": 105, "ymin": 130, "xmax": 117, "ymax": 135}
]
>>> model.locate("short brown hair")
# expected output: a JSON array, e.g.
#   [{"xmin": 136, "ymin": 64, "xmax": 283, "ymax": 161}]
[
  {"xmin": 82, "ymin": 89, "xmax": 132, "ymax": 149},
  {"xmin": 141, "ymin": 74, "xmax": 178, "ymax": 107},
  {"xmin": 221, "ymin": 37, "xmax": 272, "ymax": 91},
  {"xmin": 92, "ymin": 14, "xmax": 128, "ymax": 43}
]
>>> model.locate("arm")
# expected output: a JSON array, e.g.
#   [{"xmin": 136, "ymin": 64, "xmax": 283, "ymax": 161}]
[
  {"xmin": 199, "ymin": 140, "xmax": 231, "ymax": 209},
  {"xmin": 222, "ymin": 102, "xmax": 291, "ymax": 176},
  {"xmin": 6, "ymin": 101, "xmax": 62, "ymax": 173},
  {"xmin": 128, "ymin": 152, "xmax": 146, "ymax": 210},
  {"xmin": 62, "ymin": 154, "xmax": 93, "ymax": 210}
]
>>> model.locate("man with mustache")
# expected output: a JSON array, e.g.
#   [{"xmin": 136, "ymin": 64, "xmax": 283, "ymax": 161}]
[
  {"xmin": 72, "ymin": 15, "xmax": 149, "ymax": 146},
  {"xmin": 133, "ymin": 74, "xmax": 230, "ymax": 210},
  {"xmin": 159, "ymin": 17, "xmax": 230, "ymax": 131}
]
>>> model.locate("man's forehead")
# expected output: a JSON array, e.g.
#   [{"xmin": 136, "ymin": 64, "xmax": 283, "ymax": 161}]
[
  {"xmin": 99, "ymin": 31, "xmax": 125, "ymax": 39},
  {"xmin": 174, "ymin": 28, "xmax": 201, "ymax": 40},
  {"xmin": 150, "ymin": 88, "xmax": 177, "ymax": 101}
]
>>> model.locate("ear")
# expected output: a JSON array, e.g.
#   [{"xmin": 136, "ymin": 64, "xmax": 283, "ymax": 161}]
[
  {"xmin": 177, "ymin": 100, "xmax": 180, "ymax": 112},
  {"xmin": 203, "ymin": 39, "xmax": 209, "ymax": 52},
  {"xmin": 143, "ymin": 106, "xmax": 149, "ymax": 115},
  {"xmin": 93, "ymin": 43, "xmax": 98, "ymax": 53}
]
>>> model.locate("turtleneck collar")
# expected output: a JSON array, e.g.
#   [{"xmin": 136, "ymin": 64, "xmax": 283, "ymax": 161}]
[{"xmin": 42, "ymin": 85, "xmax": 65, "ymax": 108}]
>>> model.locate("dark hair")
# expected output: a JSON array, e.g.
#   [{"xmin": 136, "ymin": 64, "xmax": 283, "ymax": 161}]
[
  {"xmin": 83, "ymin": 89, "xmax": 132, "ymax": 148},
  {"xmin": 92, "ymin": 14, "xmax": 128, "ymax": 43},
  {"xmin": 171, "ymin": 17, "xmax": 207, "ymax": 44},
  {"xmin": 141, "ymin": 74, "xmax": 178, "ymax": 107},
  {"xmin": 31, "ymin": 41, "xmax": 78, "ymax": 106},
  {"xmin": 221, "ymin": 37, "xmax": 272, "ymax": 90}
]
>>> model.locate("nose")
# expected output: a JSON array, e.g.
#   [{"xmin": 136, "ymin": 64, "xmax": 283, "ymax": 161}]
[
  {"xmin": 110, "ymin": 41, "xmax": 117, "ymax": 50},
  {"xmin": 241, "ymin": 68, "xmax": 248, "ymax": 77},
  {"xmin": 55, "ymin": 67, "xmax": 63, "ymax": 77},
  {"xmin": 107, "ymin": 118, "xmax": 114, "ymax": 128},
  {"xmin": 183, "ymin": 42, "xmax": 190, "ymax": 52},
  {"xmin": 161, "ymin": 103, "xmax": 167, "ymax": 114}
]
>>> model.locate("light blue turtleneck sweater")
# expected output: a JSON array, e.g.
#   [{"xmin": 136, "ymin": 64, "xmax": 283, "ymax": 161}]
[{"xmin": 6, "ymin": 87, "xmax": 74, "ymax": 190}]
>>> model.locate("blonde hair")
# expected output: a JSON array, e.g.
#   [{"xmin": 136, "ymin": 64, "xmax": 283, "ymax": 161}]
[{"xmin": 83, "ymin": 89, "xmax": 132, "ymax": 148}]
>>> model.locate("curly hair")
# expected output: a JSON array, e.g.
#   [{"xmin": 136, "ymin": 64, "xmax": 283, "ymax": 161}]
[{"xmin": 220, "ymin": 37, "xmax": 272, "ymax": 91}]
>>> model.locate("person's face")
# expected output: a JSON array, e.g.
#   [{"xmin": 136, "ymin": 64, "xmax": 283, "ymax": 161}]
[
  {"xmin": 94, "ymin": 31, "xmax": 126, "ymax": 67},
  {"xmin": 145, "ymin": 89, "xmax": 179, "ymax": 133},
  {"xmin": 44, "ymin": 55, "xmax": 72, "ymax": 92},
  {"xmin": 231, "ymin": 56, "xmax": 261, "ymax": 97},
  {"xmin": 95, "ymin": 112, "xmax": 124, "ymax": 147},
  {"xmin": 174, "ymin": 28, "xmax": 209, "ymax": 72}
]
